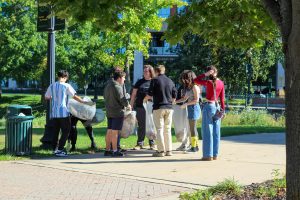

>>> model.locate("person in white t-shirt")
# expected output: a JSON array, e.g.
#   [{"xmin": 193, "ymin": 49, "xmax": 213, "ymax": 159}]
[{"xmin": 45, "ymin": 70, "xmax": 94, "ymax": 157}]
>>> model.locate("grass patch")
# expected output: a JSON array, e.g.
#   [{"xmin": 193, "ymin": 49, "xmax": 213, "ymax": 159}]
[
  {"xmin": 180, "ymin": 171, "xmax": 286, "ymax": 200},
  {"xmin": 180, "ymin": 178, "xmax": 243, "ymax": 200}
]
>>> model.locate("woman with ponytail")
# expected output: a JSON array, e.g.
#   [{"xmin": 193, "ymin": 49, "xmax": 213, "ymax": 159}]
[{"xmin": 194, "ymin": 66, "xmax": 225, "ymax": 161}]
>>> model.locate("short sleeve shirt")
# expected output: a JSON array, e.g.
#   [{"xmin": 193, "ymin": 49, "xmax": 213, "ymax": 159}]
[
  {"xmin": 45, "ymin": 81, "xmax": 76, "ymax": 118},
  {"xmin": 133, "ymin": 78, "xmax": 151, "ymax": 107}
]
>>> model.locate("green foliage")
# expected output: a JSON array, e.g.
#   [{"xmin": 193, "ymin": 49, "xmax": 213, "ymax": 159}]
[
  {"xmin": 209, "ymin": 178, "xmax": 243, "ymax": 196},
  {"xmin": 180, "ymin": 178, "xmax": 242, "ymax": 200},
  {"xmin": 165, "ymin": 0, "xmax": 278, "ymax": 49},
  {"xmin": 223, "ymin": 109, "xmax": 285, "ymax": 127},
  {"xmin": 0, "ymin": 0, "xmax": 47, "ymax": 84}
]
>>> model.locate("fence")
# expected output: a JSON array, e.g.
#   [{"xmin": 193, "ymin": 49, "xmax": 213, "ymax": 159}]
[{"xmin": 225, "ymin": 94, "xmax": 285, "ymax": 113}]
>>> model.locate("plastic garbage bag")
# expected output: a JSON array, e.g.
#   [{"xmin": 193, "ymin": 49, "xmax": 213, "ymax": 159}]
[
  {"xmin": 120, "ymin": 111, "xmax": 137, "ymax": 138},
  {"xmin": 143, "ymin": 102, "xmax": 157, "ymax": 140},
  {"xmin": 83, "ymin": 109, "xmax": 105, "ymax": 127},
  {"xmin": 68, "ymin": 96, "xmax": 96, "ymax": 120},
  {"xmin": 172, "ymin": 105, "xmax": 189, "ymax": 142}
]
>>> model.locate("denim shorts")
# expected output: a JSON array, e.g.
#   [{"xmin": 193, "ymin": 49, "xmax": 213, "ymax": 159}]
[
  {"xmin": 187, "ymin": 104, "xmax": 201, "ymax": 120},
  {"xmin": 107, "ymin": 117, "xmax": 124, "ymax": 130}
]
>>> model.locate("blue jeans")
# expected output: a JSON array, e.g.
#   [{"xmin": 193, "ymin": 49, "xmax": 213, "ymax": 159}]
[
  {"xmin": 187, "ymin": 104, "xmax": 201, "ymax": 120},
  {"xmin": 201, "ymin": 103, "xmax": 221, "ymax": 158}
]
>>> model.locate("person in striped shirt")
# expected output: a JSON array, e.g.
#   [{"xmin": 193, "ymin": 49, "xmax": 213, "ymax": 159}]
[{"xmin": 45, "ymin": 70, "xmax": 93, "ymax": 157}]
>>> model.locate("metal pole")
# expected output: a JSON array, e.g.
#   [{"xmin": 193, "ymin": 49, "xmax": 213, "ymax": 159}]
[{"xmin": 40, "ymin": 7, "xmax": 55, "ymax": 148}]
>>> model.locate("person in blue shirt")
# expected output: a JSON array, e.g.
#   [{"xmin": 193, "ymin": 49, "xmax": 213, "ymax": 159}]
[{"xmin": 45, "ymin": 70, "xmax": 93, "ymax": 157}]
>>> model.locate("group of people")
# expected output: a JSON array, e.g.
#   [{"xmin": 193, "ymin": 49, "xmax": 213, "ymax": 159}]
[
  {"xmin": 45, "ymin": 64, "xmax": 225, "ymax": 161},
  {"xmin": 102, "ymin": 64, "xmax": 225, "ymax": 160}
]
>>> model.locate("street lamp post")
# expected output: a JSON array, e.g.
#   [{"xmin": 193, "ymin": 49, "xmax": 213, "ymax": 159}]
[
  {"xmin": 246, "ymin": 49, "xmax": 253, "ymax": 106},
  {"xmin": 40, "ymin": 7, "xmax": 56, "ymax": 148}
]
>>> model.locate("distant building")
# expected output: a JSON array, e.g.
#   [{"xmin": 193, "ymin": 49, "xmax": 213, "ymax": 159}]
[{"xmin": 133, "ymin": 2, "xmax": 190, "ymax": 84}]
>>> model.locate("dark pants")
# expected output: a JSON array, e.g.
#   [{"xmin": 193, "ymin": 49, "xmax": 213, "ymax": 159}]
[
  {"xmin": 52, "ymin": 117, "xmax": 71, "ymax": 151},
  {"xmin": 136, "ymin": 107, "xmax": 154, "ymax": 146},
  {"xmin": 69, "ymin": 116, "xmax": 95, "ymax": 146}
]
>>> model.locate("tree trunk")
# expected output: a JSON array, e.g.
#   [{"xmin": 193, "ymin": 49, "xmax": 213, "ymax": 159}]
[{"xmin": 286, "ymin": 13, "xmax": 300, "ymax": 199}]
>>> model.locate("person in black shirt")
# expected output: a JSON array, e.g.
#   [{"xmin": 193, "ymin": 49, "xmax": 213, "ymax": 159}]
[
  {"xmin": 145, "ymin": 65, "xmax": 177, "ymax": 157},
  {"xmin": 130, "ymin": 65, "xmax": 156, "ymax": 150}
]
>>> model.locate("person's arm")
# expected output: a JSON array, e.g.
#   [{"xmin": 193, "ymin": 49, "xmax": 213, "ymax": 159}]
[
  {"xmin": 114, "ymin": 85, "xmax": 130, "ymax": 108},
  {"xmin": 194, "ymin": 70, "xmax": 214, "ymax": 86},
  {"xmin": 130, "ymin": 88, "xmax": 138, "ymax": 108},
  {"xmin": 171, "ymin": 84, "xmax": 177, "ymax": 103},
  {"xmin": 219, "ymin": 83, "xmax": 225, "ymax": 111},
  {"xmin": 45, "ymin": 86, "xmax": 51, "ymax": 100},
  {"xmin": 181, "ymin": 85, "xmax": 200, "ymax": 108}
]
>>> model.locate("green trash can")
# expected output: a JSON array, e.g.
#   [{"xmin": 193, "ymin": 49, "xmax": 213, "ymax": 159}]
[{"xmin": 5, "ymin": 105, "xmax": 34, "ymax": 156}]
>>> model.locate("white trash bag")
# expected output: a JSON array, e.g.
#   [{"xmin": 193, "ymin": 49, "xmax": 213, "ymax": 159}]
[
  {"xmin": 120, "ymin": 111, "xmax": 137, "ymax": 138},
  {"xmin": 143, "ymin": 102, "xmax": 157, "ymax": 140},
  {"xmin": 172, "ymin": 105, "xmax": 189, "ymax": 142},
  {"xmin": 68, "ymin": 96, "xmax": 96, "ymax": 120},
  {"xmin": 83, "ymin": 109, "xmax": 105, "ymax": 127}
]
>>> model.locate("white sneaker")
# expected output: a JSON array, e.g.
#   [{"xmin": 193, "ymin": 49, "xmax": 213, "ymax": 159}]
[{"xmin": 54, "ymin": 150, "xmax": 68, "ymax": 157}]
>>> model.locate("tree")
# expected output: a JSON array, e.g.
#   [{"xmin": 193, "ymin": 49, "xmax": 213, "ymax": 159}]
[
  {"xmin": 40, "ymin": 0, "xmax": 185, "ymax": 90},
  {"xmin": 0, "ymin": 0, "xmax": 47, "ymax": 94},
  {"xmin": 165, "ymin": 0, "xmax": 300, "ymax": 198}
]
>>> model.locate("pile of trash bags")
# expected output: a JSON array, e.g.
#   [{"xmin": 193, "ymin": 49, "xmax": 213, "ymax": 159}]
[
  {"xmin": 172, "ymin": 105, "xmax": 189, "ymax": 142},
  {"xmin": 143, "ymin": 102, "xmax": 157, "ymax": 140},
  {"xmin": 68, "ymin": 96, "xmax": 96, "ymax": 121},
  {"xmin": 120, "ymin": 111, "xmax": 137, "ymax": 138}
]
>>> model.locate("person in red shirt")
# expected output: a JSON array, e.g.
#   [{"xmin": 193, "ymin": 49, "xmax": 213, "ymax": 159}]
[{"xmin": 194, "ymin": 65, "xmax": 225, "ymax": 161}]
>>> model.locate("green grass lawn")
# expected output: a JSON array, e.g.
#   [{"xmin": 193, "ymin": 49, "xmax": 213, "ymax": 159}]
[
  {"xmin": 0, "ymin": 125, "xmax": 285, "ymax": 161},
  {"xmin": 0, "ymin": 93, "xmax": 285, "ymax": 161}
]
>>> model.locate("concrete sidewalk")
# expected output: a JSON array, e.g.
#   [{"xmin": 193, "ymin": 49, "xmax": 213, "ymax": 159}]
[{"xmin": 0, "ymin": 133, "xmax": 285, "ymax": 200}]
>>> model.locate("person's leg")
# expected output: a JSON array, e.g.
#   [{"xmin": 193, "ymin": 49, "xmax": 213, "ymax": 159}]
[
  {"xmin": 111, "ymin": 117, "xmax": 124, "ymax": 156},
  {"xmin": 51, "ymin": 118, "xmax": 60, "ymax": 151},
  {"xmin": 111, "ymin": 130, "xmax": 119, "ymax": 151},
  {"xmin": 80, "ymin": 118, "xmax": 96, "ymax": 148},
  {"xmin": 136, "ymin": 107, "xmax": 146, "ymax": 147},
  {"xmin": 201, "ymin": 104, "xmax": 214, "ymax": 158},
  {"xmin": 188, "ymin": 120, "xmax": 199, "ymax": 150},
  {"xmin": 69, "ymin": 117, "xmax": 79, "ymax": 150},
  {"xmin": 153, "ymin": 109, "xmax": 165, "ymax": 154},
  {"xmin": 163, "ymin": 109, "xmax": 173, "ymax": 154},
  {"xmin": 58, "ymin": 117, "xmax": 71, "ymax": 151},
  {"xmin": 106, "ymin": 118, "xmax": 112, "ymax": 151},
  {"xmin": 213, "ymin": 118, "xmax": 221, "ymax": 158}
]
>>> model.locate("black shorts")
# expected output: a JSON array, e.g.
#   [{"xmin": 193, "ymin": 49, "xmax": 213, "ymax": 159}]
[{"xmin": 107, "ymin": 117, "xmax": 124, "ymax": 130}]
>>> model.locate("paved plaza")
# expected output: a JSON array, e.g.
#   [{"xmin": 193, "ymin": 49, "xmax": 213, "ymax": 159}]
[{"xmin": 0, "ymin": 133, "xmax": 285, "ymax": 200}]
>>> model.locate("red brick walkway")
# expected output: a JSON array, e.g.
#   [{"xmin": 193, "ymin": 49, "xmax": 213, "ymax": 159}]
[{"xmin": 0, "ymin": 162, "xmax": 187, "ymax": 200}]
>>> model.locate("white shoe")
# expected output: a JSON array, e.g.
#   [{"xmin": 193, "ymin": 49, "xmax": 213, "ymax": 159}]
[{"xmin": 54, "ymin": 150, "xmax": 68, "ymax": 157}]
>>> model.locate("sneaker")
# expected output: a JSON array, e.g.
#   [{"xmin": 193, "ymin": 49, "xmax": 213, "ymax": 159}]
[
  {"xmin": 118, "ymin": 148, "xmax": 127, "ymax": 153},
  {"xmin": 185, "ymin": 147, "xmax": 198, "ymax": 153},
  {"xmin": 104, "ymin": 151, "xmax": 112, "ymax": 156},
  {"xmin": 149, "ymin": 144, "xmax": 156, "ymax": 150},
  {"xmin": 133, "ymin": 145, "xmax": 143, "ymax": 150},
  {"xmin": 54, "ymin": 150, "xmax": 68, "ymax": 157},
  {"xmin": 165, "ymin": 151, "xmax": 173, "ymax": 156},
  {"xmin": 152, "ymin": 151, "xmax": 165, "ymax": 157},
  {"xmin": 176, "ymin": 145, "xmax": 188, "ymax": 151},
  {"xmin": 112, "ymin": 151, "xmax": 124, "ymax": 157}
]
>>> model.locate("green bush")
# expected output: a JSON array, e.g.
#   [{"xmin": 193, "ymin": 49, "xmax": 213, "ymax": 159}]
[{"xmin": 222, "ymin": 109, "xmax": 285, "ymax": 127}]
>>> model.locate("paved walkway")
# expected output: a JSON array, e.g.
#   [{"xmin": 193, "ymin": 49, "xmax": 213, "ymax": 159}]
[{"xmin": 0, "ymin": 133, "xmax": 285, "ymax": 200}]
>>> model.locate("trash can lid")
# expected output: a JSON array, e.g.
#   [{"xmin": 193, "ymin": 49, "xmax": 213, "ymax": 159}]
[{"xmin": 8, "ymin": 105, "xmax": 32, "ymax": 109}]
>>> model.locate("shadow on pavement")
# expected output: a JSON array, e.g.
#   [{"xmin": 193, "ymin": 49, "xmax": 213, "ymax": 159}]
[{"xmin": 221, "ymin": 133, "xmax": 285, "ymax": 145}]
